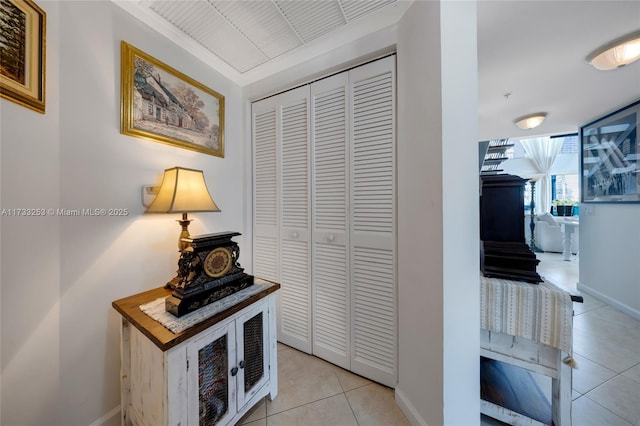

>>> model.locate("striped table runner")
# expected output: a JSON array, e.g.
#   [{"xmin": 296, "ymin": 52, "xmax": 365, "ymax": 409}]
[{"xmin": 480, "ymin": 275, "xmax": 573, "ymax": 354}]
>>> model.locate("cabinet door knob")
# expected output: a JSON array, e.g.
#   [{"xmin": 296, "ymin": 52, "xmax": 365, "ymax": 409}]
[
  {"xmin": 231, "ymin": 366, "xmax": 238, "ymax": 376},
  {"xmin": 239, "ymin": 360, "xmax": 246, "ymax": 369},
  {"xmin": 291, "ymin": 231, "xmax": 298, "ymax": 239},
  {"xmin": 328, "ymin": 234, "xmax": 335, "ymax": 242}
]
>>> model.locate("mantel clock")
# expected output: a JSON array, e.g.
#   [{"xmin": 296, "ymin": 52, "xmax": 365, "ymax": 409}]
[{"xmin": 166, "ymin": 231, "xmax": 253, "ymax": 316}]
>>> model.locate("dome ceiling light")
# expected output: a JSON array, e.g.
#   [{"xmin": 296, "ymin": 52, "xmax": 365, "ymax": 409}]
[
  {"xmin": 514, "ymin": 112, "xmax": 547, "ymax": 130},
  {"xmin": 586, "ymin": 30, "xmax": 640, "ymax": 70}
]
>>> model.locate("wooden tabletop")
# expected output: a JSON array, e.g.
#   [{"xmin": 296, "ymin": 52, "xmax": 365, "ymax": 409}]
[{"xmin": 112, "ymin": 280, "xmax": 280, "ymax": 351}]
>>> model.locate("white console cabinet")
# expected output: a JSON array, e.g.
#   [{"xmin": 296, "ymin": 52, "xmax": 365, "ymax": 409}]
[{"xmin": 113, "ymin": 282, "xmax": 279, "ymax": 426}]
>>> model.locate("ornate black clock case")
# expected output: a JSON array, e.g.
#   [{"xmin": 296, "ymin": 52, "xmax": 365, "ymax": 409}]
[{"xmin": 165, "ymin": 231, "xmax": 254, "ymax": 317}]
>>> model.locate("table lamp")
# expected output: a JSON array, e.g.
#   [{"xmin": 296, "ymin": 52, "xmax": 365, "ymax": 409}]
[{"xmin": 146, "ymin": 167, "xmax": 220, "ymax": 251}]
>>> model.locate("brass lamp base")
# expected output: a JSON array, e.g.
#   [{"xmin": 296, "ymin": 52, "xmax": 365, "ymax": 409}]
[{"xmin": 177, "ymin": 212, "xmax": 192, "ymax": 252}]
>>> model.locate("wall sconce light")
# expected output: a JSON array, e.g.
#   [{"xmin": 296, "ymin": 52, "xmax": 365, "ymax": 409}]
[
  {"xmin": 586, "ymin": 30, "xmax": 640, "ymax": 70},
  {"xmin": 145, "ymin": 167, "xmax": 220, "ymax": 251},
  {"xmin": 514, "ymin": 112, "xmax": 547, "ymax": 130}
]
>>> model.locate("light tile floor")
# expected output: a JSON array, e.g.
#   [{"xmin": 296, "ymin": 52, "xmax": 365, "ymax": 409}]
[
  {"xmin": 238, "ymin": 344, "xmax": 409, "ymax": 426},
  {"xmin": 241, "ymin": 252, "xmax": 640, "ymax": 425}
]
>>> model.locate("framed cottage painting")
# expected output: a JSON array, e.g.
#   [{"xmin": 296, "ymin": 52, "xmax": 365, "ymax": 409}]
[
  {"xmin": 0, "ymin": 0, "xmax": 46, "ymax": 113},
  {"xmin": 580, "ymin": 99, "xmax": 640, "ymax": 203},
  {"xmin": 120, "ymin": 41, "xmax": 225, "ymax": 157}
]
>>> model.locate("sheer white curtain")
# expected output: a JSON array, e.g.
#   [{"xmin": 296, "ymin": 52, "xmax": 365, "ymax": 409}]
[{"xmin": 520, "ymin": 137, "xmax": 563, "ymax": 214}]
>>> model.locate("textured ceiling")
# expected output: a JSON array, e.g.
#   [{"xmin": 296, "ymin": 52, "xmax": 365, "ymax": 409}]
[{"xmin": 136, "ymin": 0, "xmax": 395, "ymax": 73}]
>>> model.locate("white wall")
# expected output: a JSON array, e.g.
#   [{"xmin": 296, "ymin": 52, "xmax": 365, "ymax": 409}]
[
  {"xmin": 440, "ymin": 2, "xmax": 480, "ymax": 424},
  {"xmin": 1, "ymin": 2, "xmax": 61, "ymax": 425},
  {"xmin": 396, "ymin": 2, "xmax": 444, "ymax": 423},
  {"xmin": 396, "ymin": 1, "xmax": 479, "ymax": 425},
  {"xmin": 0, "ymin": 2, "xmax": 245, "ymax": 425},
  {"xmin": 579, "ymin": 204, "xmax": 640, "ymax": 318}
]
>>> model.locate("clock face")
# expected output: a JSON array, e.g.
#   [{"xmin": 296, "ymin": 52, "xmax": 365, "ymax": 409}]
[{"xmin": 203, "ymin": 247, "xmax": 233, "ymax": 278}]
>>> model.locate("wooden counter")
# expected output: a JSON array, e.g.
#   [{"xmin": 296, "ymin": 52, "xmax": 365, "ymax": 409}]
[{"xmin": 112, "ymin": 280, "xmax": 280, "ymax": 351}]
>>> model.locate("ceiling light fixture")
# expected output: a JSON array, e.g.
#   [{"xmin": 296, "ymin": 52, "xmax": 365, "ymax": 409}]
[
  {"xmin": 514, "ymin": 112, "xmax": 547, "ymax": 130},
  {"xmin": 586, "ymin": 30, "xmax": 640, "ymax": 70}
]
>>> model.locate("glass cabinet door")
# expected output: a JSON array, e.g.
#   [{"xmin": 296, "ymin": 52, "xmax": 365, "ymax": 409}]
[
  {"xmin": 236, "ymin": 301, "xmax": 270, "ymax": 409},
  {"xmin": 187, "ymin": 321, "xmax": 236, "ymax": 426}
]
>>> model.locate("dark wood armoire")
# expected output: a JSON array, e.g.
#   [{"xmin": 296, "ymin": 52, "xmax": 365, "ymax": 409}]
[{"xmin": 480, "ymin": 174, "xmax": 541, "ymax": 283}]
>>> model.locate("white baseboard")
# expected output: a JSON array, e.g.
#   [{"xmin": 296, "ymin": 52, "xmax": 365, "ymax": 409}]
[
  {"xmin": 577, "ymin": 282, "xmax": 640, "ymax": 321},
  {"xmin": 395, "ymin": 387, "xmax": 428, "ymax": 426},
  {"xmin": 88, "ymin": 405, "xmax": 120, "ymax": 426}
]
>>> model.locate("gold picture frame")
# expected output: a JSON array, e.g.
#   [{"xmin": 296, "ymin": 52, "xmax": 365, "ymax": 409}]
[
  {"xmin": 0, "ymin": 0, "xmax": 46, "ymax": 114},
  {"xmin": 120, "ymin": 41, "xmax": 225, "ymax": 158}
]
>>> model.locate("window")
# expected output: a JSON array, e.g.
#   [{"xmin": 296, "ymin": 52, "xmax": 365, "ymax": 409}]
[
  {"xmin": 551, "ymin": 134, "xmax": 580, "ymax": 203},
  {"xmin": 552, "ymin": 174, "xmax": 579, "ymax": 201},
  {"xmin": 514, "ymin": 134, "xmax": 580, "ymax": 213}
]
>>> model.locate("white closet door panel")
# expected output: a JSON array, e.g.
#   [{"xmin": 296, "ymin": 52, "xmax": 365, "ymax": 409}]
[
  {"xmin": 351, "ymin": 245, "xmax": 395, "ymax": 386},
  {"xmin": 279, "ymin": 239, "xmax": 311, "ymax": 351},
  {"xmin": 349, "ymin": 56, "xmax": 397, "ymax": 387},
  {"xmin": 280, "ymin": 91, "xmax": 310, "ymax": 231},
  {"xmin": 311, "ymin": 242, "xmax": 348, "ymax": 367},
  {"xmin": 278, "ymin": 86, "xmax": 312, "ymax": 353},
  {"xmin": 350, "ymin": 60, "xmax": 395, "ymax": 236},
  {"xmin": 253, "ymin": 236, "xmax": 278, "ymax": 282},
  {"xmin": 312, "ymin": 77, "xmax": 349, "ymax": 233},
  {"xmin": 310, "ymin": 73, "xmax": 350, "ymax": 368},
  {"xmin": 253, "ymin": 98, "xmax": 279, "ymax": 282}
]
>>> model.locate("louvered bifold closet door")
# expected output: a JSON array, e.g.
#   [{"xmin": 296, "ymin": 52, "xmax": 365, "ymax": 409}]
[
  {"xmin": 278, "ymin": 86, "xmax": 313, "ymax": 353},
  {"xmin": 252, "ymin": 97, "xmax": 279, "ymax": 282},
  {"xmin": 349, "ymin": 56, "xmax": 397, "ymax": 387},
  {"xmin": 310, "ymin": 72, "xmax": 351, "ymax": 369}
]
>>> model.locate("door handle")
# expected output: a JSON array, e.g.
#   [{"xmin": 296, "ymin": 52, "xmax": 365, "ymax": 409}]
[{"xmin": 231, "ymin": 366, "xmax": 238, "ymax": 376}]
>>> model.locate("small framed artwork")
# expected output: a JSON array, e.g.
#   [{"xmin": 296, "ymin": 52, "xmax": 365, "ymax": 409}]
[
  {"xmin": 581, "ymin": 99, "xmax": 640, "ymax": 203},
  {"xmin": 120, "ymin": 41, "xmax": 225, "ymax": 158},
  {"xmin": 0, "ymin": 0, "xmax": 46, "ymax": 114}
]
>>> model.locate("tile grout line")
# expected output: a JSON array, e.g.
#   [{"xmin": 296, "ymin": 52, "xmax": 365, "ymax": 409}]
[
  {"xmin": 581, "ymin": 393, "xmax": 637, "ymax": 426},
  {"xmin": 265, "ymin": 346, "xmax": 377, "ymax": 424},
  {"xmin": 264, "ymin": 388, "xmax": 350, "ymax": 422},
  {"xmin": 262, "ymin": 361, "xmax": 376, "ymax": 424},
  {"xmin": 344, "ymin": 389, "xmax": 361, "ymax": 426},
  {"xmin": 572, "ymin": 350, "xmax": 620, "ymax": 376},
  {"xmin": 572, "ymin": 350, "xmax": 640, "ymax": 424},
  {"xmin": 581, "ymin": 372, "xmax": 626, "ymax": 396}
]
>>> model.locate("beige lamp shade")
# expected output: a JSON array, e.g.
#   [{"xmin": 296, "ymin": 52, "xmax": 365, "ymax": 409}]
[
  {"xmin": 146, "ymin": 167, "xmax": 221, "ymax": 213},
  {"xmin": 586, "ymin": 30, "xmax": 640, "ymax": 70}
]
